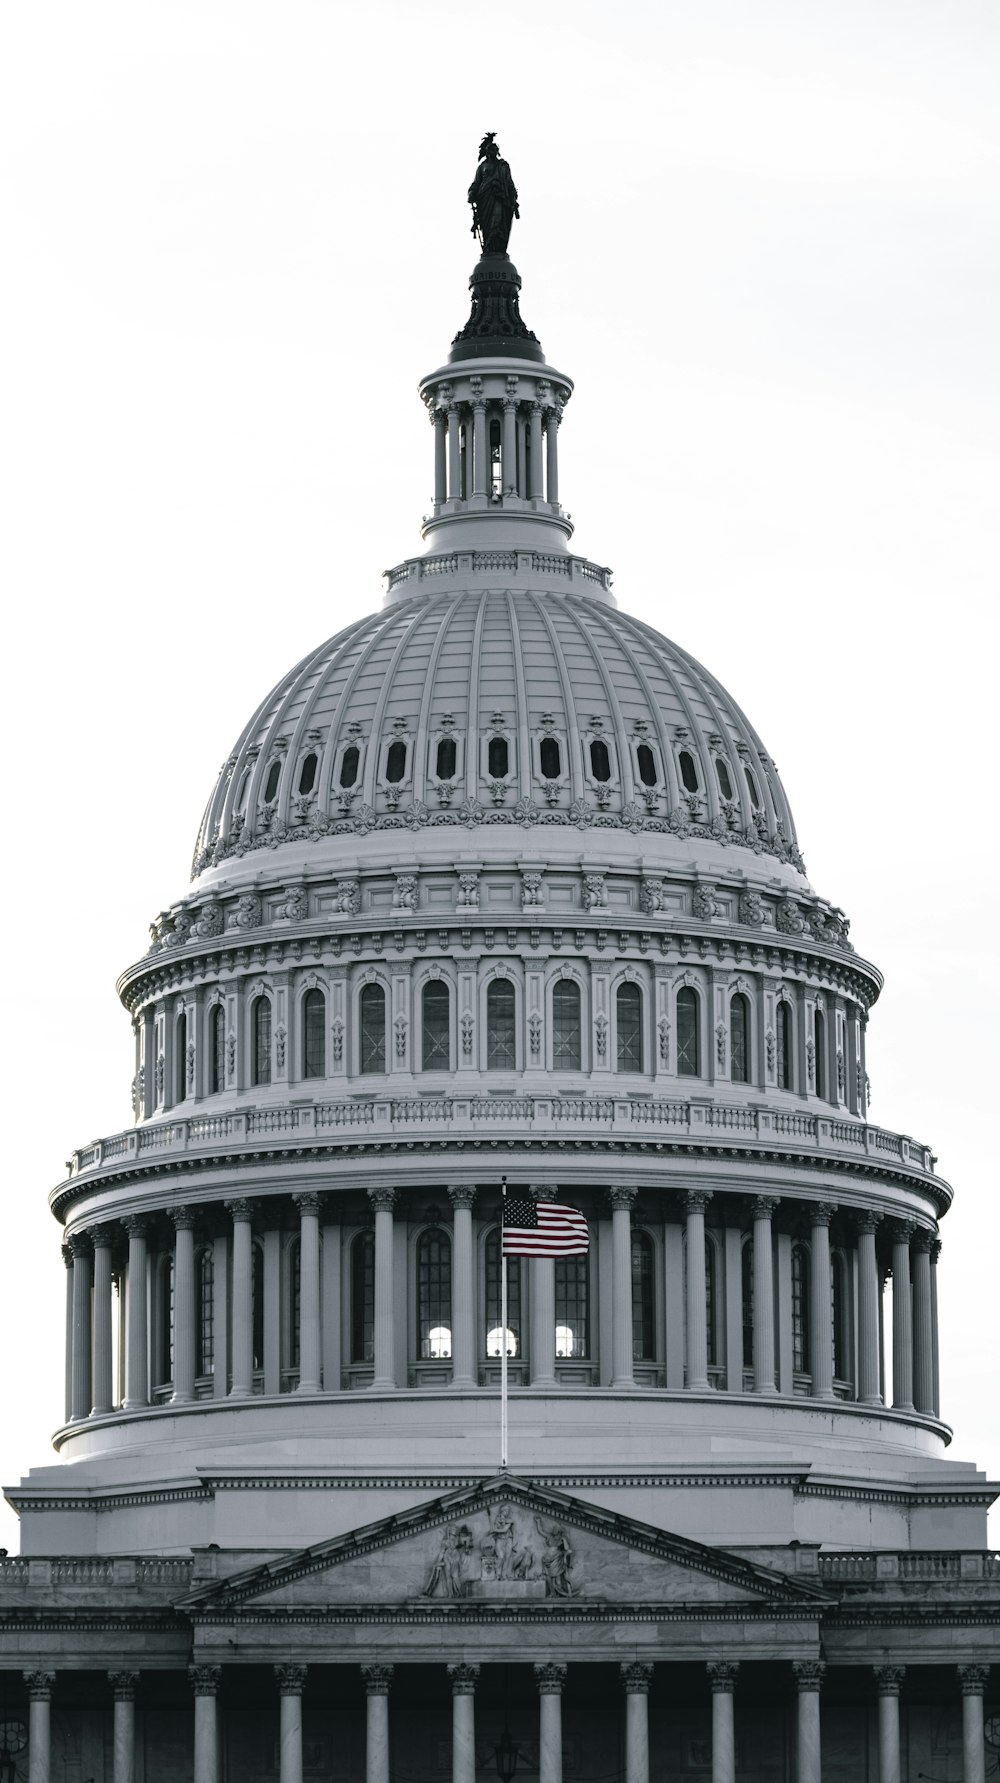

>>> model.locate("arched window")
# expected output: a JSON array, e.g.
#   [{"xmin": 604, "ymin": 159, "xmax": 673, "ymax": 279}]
[
  {"xmin": 715, "ymin": 757, "xmax": 734, "ymax": 800},
  {"xmin": 196, "ymin": 1247, "xmax": 214, "ymax": 1378},
  {"xmin": 792, "ymin": 1244, "xmax": 811, "ymax": 1375},
  {"xmin": 251, "ymin": 1242, "xmax": 264, "ymax": 1373},
  {"xmin": 631, "ymin": 1231, "xmax": 655, "ymax": 1360},
  {"xmin": 351, "ymin": 1232, "xmax": 375, "ymax": 1364},
  {"xmin": 360, "ymin": 983, "xmax": 386, "ymax": 1075},
  {"xmin": 210, "ymin": 1004, "xmax": 226, "ymax": 1095},
  {"xmin": 488, "ymin": 736, "xmax": 509, "ymax": 778},
  {"xmin": 676, "ymin": 986, "xmax": 700, "ymax": 1077},
  {"xmin": 814, "ymin": 1008, "xmax": 827, "ymax": 1098},
  {"xmin": 616, "ymin": 982, "xmax": 643, "ymax": 1072},
  {"xmin": 385, "ymin": 739, "xmax": 407, "ymax": 783},
  {"xmin": 288, "ymin": 1238, "xmax": 301, "ymax": 1372},
  {"xmin": 555, "ymin": 1257, "xmax": 589, "ymax": 1358},
  {"xmin": 744, "ymin": 765, "xmax": 762, "ymax": 809},
  {"xmin": 832, "ymin": 1252, "xmax": 850, "ymax": 1384},
  {"xmin": 705, "ymin": 1235, "xmax": 719, "ymax": 1368},
  {"xmin": 302, "ymin": 987, "xmax": 325, "ymax": 1080},
  {"xmin": 742, "ymin": 1237, "xmax": 754, "ymax": 1370},
  {"xmin": 175, "ymin": 1010, "xmax": 187, "ymax": 1103},
  {"xmin": 436, "ymin": 735, "xmax": 457, "ymax": 780},
  {"xmin": 637, "ymin": 743, "xmax": 658, "ymax": 787},
  {"xmin": 730, "ymin": 993, "xmax": 750, "ymax": 1084},
  {"xmin": 678, "ymin": 750, "xmax": 699, "ymax": 794},
  {"xmin": 417, "ymin": 1229, "xmax": 452, "ymax": 1359},
  {"xmin": 552, "ymin": 979, "xmax": 582, "ymax": 1071},
  {"xmin": 539, "ymin": 736, "xmax": 561, "ymax": 779},
  {"xmin": 590, "ymin": 738, "xmax": 612, "ymax": 782},
  {"xmin": 263, "ymin": 759, "xmax": 281, "ymax": 803},
  {"xmin": 486, "ymin": 979, "xmax": 516, "ymax": 1070},
  {"xmin": 422, "ymin": 981, "xmax": 450, "ymax": 1071},
  {"xmin": 776, "ymin": 1000, "xmax": 793, "ymax": 1091},
  {"xmin": 251, "ymin": 996, "xmax": 272, "ymax": 1087},
  {"xmin": 157, "ymin": 1254, "xmax": 174, "ymax": 1388},
  {"xmin": 297, "ymin": 752, "xmax": 318, "ymax": 796},
  {"xmin": 484, "ymin": 1229, "xmax": 521, "ymax": 1357},
  {"xmin": 339, "ymin": 744, "xmax": 359, "ymax": 789}
]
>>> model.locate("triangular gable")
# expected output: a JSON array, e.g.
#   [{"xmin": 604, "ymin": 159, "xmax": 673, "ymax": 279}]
[{"xmin": 179, "ymin": 1476, "xmax": 830, "ymax": 1613}]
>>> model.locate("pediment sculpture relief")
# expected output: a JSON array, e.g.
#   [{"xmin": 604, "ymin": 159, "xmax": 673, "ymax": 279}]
[{"xmin": 420, "ymin": 1506, "xmax": 579, "ymax": 1600}]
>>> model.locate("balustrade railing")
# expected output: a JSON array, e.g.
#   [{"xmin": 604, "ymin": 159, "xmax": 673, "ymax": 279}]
[{"xmin": 817, "ymin": 1552, "xmax": 1000, "ymax": 1583}]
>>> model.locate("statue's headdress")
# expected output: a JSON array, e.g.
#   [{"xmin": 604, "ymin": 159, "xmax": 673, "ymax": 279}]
[{"xmin": 477, "ymin": 131, "xmax": 499, "ymax": 161}]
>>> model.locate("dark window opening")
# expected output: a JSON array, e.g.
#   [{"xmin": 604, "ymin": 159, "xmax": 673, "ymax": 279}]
[
  {"xmin": 157, "ymin": 1256, "xmax": 174, "ymax": 1388},
  {"xmin": 792, "ymin": 1245, "xmax": 810, "ymax": 1374},
  {"xmin": 263, "ymin": 760, "xmax": 281, "ymax": 803},
  {"xmin": 422, "ymin": 980, "xmax": 450, "ymax": 1071},
  {"xmin": 417, "ymin": 1229, "xmax": 452, "ymax": 1358},
  {"xmin": 705, "ymin": 1238, "xmax": 719, "ymax": 1367},
  {"xmin": 385, "ymin": 739, "xmax": 407, "ymax": 784},
  {"xmin": 252, "ymin": 996, "xmax": 272, "ymax": 1087},
  {"xmin": 297, "ymin": 752, "xmax": 318, "ymax": 796},
  {"xmin": 459, "ymin": 423, "xmax": 467, "ymax": 502},
  {"xmin": 715, "ymin": 758, "xmax": 734, "ymax": 800},
  {"xmin": 289, "ymin": 1238, "xmax": 301, "ymax": 1370},
  {"xmin": 486, "ymin": 979, "xmax": 516, "ymax": 1069},
  {"xmin": 730, "ymin": 993, "xmax": 750, "ymax": 1084},
  {"xmin": 540, "ymin": 736, "xmax": 561, "ymax": 779},
  {"xmin": 490, "ymin": 418, "xmax": 502, "ymax": 498},
  {"xmin": 832, "ymin": 1254, "xmax": 849, "ymax": 1381},
  {"xmin": 742, "ymin": 1239, "xmax": 754, "ymax": 1370},
  {"xmin": 210, "ymin": 1004, "xmax": 225, "ymax": 1095},
  {"xmin": 196, "ymin": 1248, "xmax": 214, "ymax": 1377},
  {"xmin": 360, "ymin": 983, "xmax": 386, "ymax": 1075},
  {"xmin": 175, "ymin": 1011, "xmax": 187, "ymax": 1103},
  {"xmin": 637, "ymin": 744, "xmax": 658, "ymax": 787},
  {"xmin": 339, "ymin": 745, "xmax": 359, "ymax": 788},
  {"xmin": 676, "ymin": 986, "xmax": 700, "ymax": 1077},
  {"xmin": 552, "ymin": 979, "xmax": 582, "ymax": 1070},
  {"xmin": 745, "ymin": 766, "xmax": 761, "ymax": 809},
  {"xmin": 436, "ymin": 736, "xmax": 457, "ymax": 780},
  {"xmin": 488, "ymin": 735, "xmax": 509, "ymax": 778},
  {"xmin": 235, "ymin": 768, "xmax": 251, "ymax": 814},
  {"xmin": 590, "ymin": 739, "xmax": 612, "ymax": 782},
  {"xmin": 351, "ymin": 1233, "xmax": 375, "ymax": 1363},
  {"xmin": 555, "ymin": 1257, "xmax": 589, "ymax": 1357},
  {"xmin": 302, "ymin": 988, "xmax": 325, "ymax": 1080},
  {"xmin": 616, "ymin": 982, "xmax": 643, "ymax": 1072},
  {"xmin": 777, "ymin": 1001, "xmax": 793, "ymax": 1090},
  {"xmin": 485, "ymin": 1230, "xmax": 521, "ymax": 1356},
  {"xmin": 251, "ymin": 1243, "xmax": 264, "ymax": 1372},
  {"xmin": 631, "ymin": 1232, "xmax": 654, "ymax": 1360},
  {"xmin": 814, "ymin": 1008, "xmax": 827, "ymax": 1099},
  {"xmin": 679, "ymin": 750, "xmax": 699, "ymax": 794}
]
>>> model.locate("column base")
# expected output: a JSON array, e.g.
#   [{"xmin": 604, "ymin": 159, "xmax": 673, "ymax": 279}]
[
  {"xmin": 121, "ymin": 1397, "xmax": 148, "ymax": 1412},
  {"xmin": 371, "ymin": 1378, "xmax": 396, "ymax": 1392},
  {"xmin": 227, "ymin": 1386, "xmax": 252, "ymax": 1400},
  {"xmin": 611, "ymin": 1376, "xmax": 638, "ymax": 1390},
  {"xmin": 295, "ymin": 1380, "xmax": 320, "ymax": 1395},
  {"xmin": 89, "ymin": 1404, "xmax": 113, "ymax": 1418},
  {"xmin": 170, "ymin": 1391, "xmax": 193, "ymax": 1406},
  {"xmin": 893, "ymin": 1399, "xmax": 915, "ymax": 1413},
  {"xmin": 449, "ymin": 1375, "xmax": 477, "ymax": 1390},
  {"xmin": 530, "ymin": 1376, "xmax": 557, "ymax": 1389}
]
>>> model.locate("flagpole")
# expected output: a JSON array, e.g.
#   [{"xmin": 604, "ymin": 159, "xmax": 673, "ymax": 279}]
[{"xmin": 500, "ymin": 1176, "xmax": 508, "ymax": 1471}]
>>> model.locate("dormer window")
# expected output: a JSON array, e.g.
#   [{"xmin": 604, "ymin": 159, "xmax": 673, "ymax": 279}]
[
  {"xmin": 488, "ymin": 736, "xmax": 509, "ymax": 778},
  {"xmin": 715, "ymin": 758, "xmax": 734, "ymax": 801},
  {"xmin": 636, "ymin": 744, "xmax": 657, "ymax": 787},
  {"xmin": 589, "ymin": 739, "xmax": 611, "ymax": 782},
  {"xmin": 436, "ymin": 736, "xmax": 457, "ymax": 779},
  {"xmin": 540, "ymin": 737, "xmax": 561, "ymax": 779},
  {"xmin": 263, "ymin": 760, "xmax": 281, "ymax": 803},
  {"xmin": 385, "ymin": 740, "xmax": 407, "ymax": 783},
  {"xmin": 340, "ymin": 746, "xmax": 360, "ymax": 788},
  {"xmin": 679, "ymin": 751, "xmax": 699, "ymax": 794},
  {"xmin": 297, "ymin": 752, "xmax": 318, "ymax": 796}
]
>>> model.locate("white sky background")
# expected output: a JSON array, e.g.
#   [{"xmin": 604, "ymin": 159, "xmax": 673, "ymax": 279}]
[{"xmin": 0, "ymin": 0, "xmax": 997, "ymax": 1551}]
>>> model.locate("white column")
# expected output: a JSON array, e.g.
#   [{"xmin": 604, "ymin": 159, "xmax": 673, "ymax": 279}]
[
  {"xmin": 447, "ymin": 405, "xmax": 462, "ymax": 500},
  {"xmin": 751, "ymin": 1197, "xmax": 779, "ymax": 1394},
  {"xmin": 684, "ymin": 1189, "xmax": 711, "ymax": 1390},
  {"xmin": 856, "ymin": 1211, "xmax": 883, "ymax": 1405},
  {"xmin": 535, "ymin": 1664, "xmax": 567, "ymax": 1783},
  {"xmin": 792, "ymin": 1661, "xmax": 825, "ymax": 1783},
  {"xmin": 433, "ymin": 410, "xmax": 447, "ymax": 506},
  {"xmin": 69, "ymin": 1233, "xmax": 93, "ymax": 1421},
  {"xmin": 362, "ymin": 1664, "xmax": 393, "ymax": 1783},
  {"xmin": 874, "ymin": 1666, "xmax": 904, "ymax": 1783},
  {"xmin": 448, "ymin": 1664, "xmax": 479, "ymax": 1783},
  {"xmin": 502, "ymin": 397, "xmax": 517, "ymax": 495},
  {"xmin": 171, "ymin": 1208, "xmax": 196, "ymax": 1404},
  {"xmin": 90, "ymin": 1226, "xmax": 115, "ymax": 1415},
  {"xmin": 620, "ymin": 1663, "xmax": 653, "ymax": 1783},
  {"xmin": 226, "ymin": 1198, "xmax": 254, "ymax": 1397},
  {"xmin": 912, "ymin": 1231, "xmax": 934, "ymax": 1415},
  {"xmin": 545, "ymin": 409, "xmax": 560, "ymax": 505},
  {"xmin": 448, "ymin": 1186, "xmax": 477, "ymax": 1388},
  {"xmin": 809, "ymin": 1204, "xmax": 836, "ymax": 1399},
  {"xmin": 707, "ymin": 1663, "xmax": 738, "ymax": 1783},
  {"xmin": 189, "ymin": 1665, "xmax": 221, "ymax": 1783},
  {"xmin": 472, "ymin": 400, "xmax": 488, "ymax": 499},
  {"xmin": 529, "ymin": 401, "xmax": 544, "ymax": 498},
  {"xmin": 122, "ymin": 1217, "xmax": 149, "ymax": 1410},
  {"xmin": 63, "ymin": 1246, "xmax": 74, "ymax": 1423},
  {"xmin": 368, "ymin": 1188, "xmax": 397, "ymax": 1390},
  {"xmin": 24, "ymin": 1672, "xmax": 55, "ymax": 1783},
  {"xmin": 891, "ymin": 1222, "xmax": 915, "ymax": 1410},
  {"xmin": 275, "ymin": 1665, "xmax": 306, "ymax": 1783},
  {"xmin": 959, "ymin": 1665, "xmax": 989, "ymax": 1783},
  {"xmin": 610, "ymin": 1186, "xmax": 637, "ymax": 1389},
  {"xmin": 109, "ymin": 1670, "xmax": 139, "ymax": 1783},
  {"xmin": 294, "ymin": 1193, "xmax": 322, "ymax": 1393},
  {"xmin": 930, "ymin": 1237, "xmax": 942, "ymax": 1417}
]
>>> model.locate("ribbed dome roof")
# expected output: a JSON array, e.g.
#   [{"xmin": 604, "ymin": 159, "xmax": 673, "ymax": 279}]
[{"xmin": 192, "ymin": 586, "xmax": 805, "ymax": 881}]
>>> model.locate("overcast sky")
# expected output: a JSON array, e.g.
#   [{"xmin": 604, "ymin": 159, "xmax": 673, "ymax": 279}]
[{"xmin": 1, "ymin": 1, "xmax": 997, "ymax": 1550}]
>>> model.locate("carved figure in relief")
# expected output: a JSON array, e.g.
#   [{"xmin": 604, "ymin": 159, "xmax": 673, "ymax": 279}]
[
  {"xmin": 484, "ymin": 1506, "xmax": 532, "ymax": 1581},
  {"xmin": 231, "ymin": 893, "xmax": 262, "ymax": 931},
  {"xmin": 640, "ymin": 879, "xmax": 664, "ymax": 914},
  {"xmin": 738, "ymin": 891, "xmax": 766, "ymax": 928},
  {"xmin": 456, "ymin": 873, "xmax": 479, "ymax": 909},
  {"xmin": 582, "ymin": 875, "xmax": 607, "ymax": 911},
  {"xmin": 521, "ymin": 873, "xmax": 544, "ymax": 907},
  {"xmin": 334, "ymin": 880, "xmax": 361, "ymax": 916},
  {"xmin": 534, "ymin": 1518, "xmax": 577, "ymax": 1597},
  {"xmin": 279, "ymin": 886, "xmax": 308, "ymax": 923},
  {"xmin": 394, "ymin": 876, "xmax": 419, "ymax": 911},
  {"xmin": 421, "ymin": 1524, "xmax": 476, "ymax": 1599},
  {"xmin": 691, "ymin": 884, "xmax": 718, "ymax": 921},
  {"xmin": 776, "ymin": 897, "xmax": 805, "ymax": 936}
]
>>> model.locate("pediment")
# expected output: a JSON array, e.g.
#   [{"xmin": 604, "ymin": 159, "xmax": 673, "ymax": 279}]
[{"xmin": 181, "ymin": 1477, "xmax": 828, "ymax": 1614}]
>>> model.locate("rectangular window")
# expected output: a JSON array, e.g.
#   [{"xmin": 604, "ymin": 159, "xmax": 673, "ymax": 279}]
[
  {"xmin": 484, "ymin": 1231, "xmax": 521, "ymax": 1357},
  {"xmin": 422, "ymin": 982, "xmax": 451, "ymax": 1072},
  {"xmin": 555, "ymin": 1256, "xmax": 589, "ymax": 1358},
  {"xmin": 552, "ymin": 980, "xmax": 582, "ymax": 1071},
  {"xmin": 487, "ymin": 981, "xmax": 516, "ymax": 1069}
]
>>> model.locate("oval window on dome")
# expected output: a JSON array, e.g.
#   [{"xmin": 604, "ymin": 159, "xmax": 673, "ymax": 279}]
[
  {"xmin": 297, "ymin": 752, "xmax": 318, "ymax": 797},
  {"xmin": 339, "ymin": 745, "xmax": 359, "ymax": 789},
  {"xmin": 488, "ymin": 735, "xmax": 509, "ymax": 779},
  {"xmin": 436, "ymin": 736, "xmax": 457, "ymax": 780},
  {"xmin": 263, "ymin": 760, "xmax": 281, "ymax": 803},
  {"xmin": 234, "ymin": 767, "xmax": 251, "ymax": 815},
  {"xmin": 590, "ymin": 739, "xmax": 611, "ymax": 782},
  {"xmin": 385, "ymin": 739, "xmax": 407, "ymax": 784},
  {"xmin": 636, "ymin": 744, "xmax": 658, "ymax": 787},
  {"xmin": 715, "ymin": 758, "xmax": 734, "ymax": 801},
  {"xmin": 744, "ymin": 765, "xmax": 761, "ymax": 809},
  {"xmin": 540, "ymin": 736, "xmax": 561, "ymax": 780},
  {"xmin": 678, "ymin": 750, "xmax": 699, "ymax": 794}
]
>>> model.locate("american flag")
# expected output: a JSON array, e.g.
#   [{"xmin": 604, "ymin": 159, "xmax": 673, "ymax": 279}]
[{"xmin": 501, "ymin": 1195, "xmax": 589, "ymax": 1257}]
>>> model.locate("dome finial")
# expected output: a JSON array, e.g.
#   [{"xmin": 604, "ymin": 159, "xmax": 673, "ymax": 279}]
[
  {"xmin": 453, "ymin": 135, "xmax": 539, "ymax": 361},
  {"xmin": 468, "ymin": 133, "xmax": 520, "ymax": 256}
]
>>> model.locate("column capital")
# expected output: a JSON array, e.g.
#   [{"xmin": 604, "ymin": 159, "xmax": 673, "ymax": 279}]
[
  {"xmin": 873, "ymin": 1664, "xmax": 905, "ymax": 1696},
  {"xmin": 224, "ymin": 1197, "xmax": 255, "ymax": 1222},
  {"xmin": 751, "ymin": 1195, "xmax": 780, "ymax": 1220},
  {"xmin": 854, "ymin": 1209, "xmax": 883, "ymax": 1235},
  {"xmin": 447, "ymin": 1184, "xmax": 478, "ymax": 1213},
  {"xmin": 889, "ymin": 1219, "xmax": 917, "ymax": 1246},
  {"xmin": 911, "ymin": 1227, "xmax": 934, "ymax": 1253},
  {"xmin": 86, "ymin": 1223, "xmax": 116, "ymax": 1250},
  {"xmin": 683, "ymin": 1188, "xmax": 712, "ymax": 1214},
  {"xmin": 293, "ymin": 1191, "xmax": 323, "ymax": 1217},
  {"xmin": 367, "ymin": 1187, "xmax": 398, "ymax": 1215},
  {"xmin": 958, "ymin": 1663, "xmax": 990, "ymax": 1695},
  {"xmin": 170, "ymin": 1204, "xmax": 198, "ymax": 1232},
  {"xmin": 534, "ymin": 1663, "xmax": 567, "ymax": 1696},
  {"xmin": 63, "ymin": 1244, "xmax": 74, "ymax": 1269},
  {"xmin": 274, "ymin": 1663, "xmax": 307, "ymax": 1695},
  {"xmin": 189, "ymin": 1664, "xmax": 221, "ymax": 1697},
  {"xmin": 447, "ymin": 1663, "xmax": 480, "ymax": 1694},
  {"xmin": 108, "ymin": 1669, "xmax": 140, "ymax": 1701},
  {"xmin": 809, "ymin": 1202, "xmax": 837, "ymax": 1228},
  {"xmin": 792, "ymin": 1660, "xmax": 826, "ymax": 1692},
  {"xmin": 528, "ymin": 1184, "xmax": 551, "ymax": 1203},
  {"xmin": 23, "ymin": 1670, "xmax": 56, "ymax": 1700},
  {"xmin": 619, "ymin": 1661, "xmax": 653, "ymax": 1695},
  {"xmin": 121, "ymin": 1215, "xmax": 149, "ymax": 1240},
  {"xmin": 362, "ymin": 1663, "xmax": 394, "ymax": 1696},
  {"xmin": 66, "ymin": 1231, "xmax": 93, "ymax": 1259},
  {"xmin": 608, "ymin": 1185, "xmax": 638, "ymax": 1213},
  {"xmin": 707, "ymin": 1661, "xmax": 740, "ymax": 1694}
]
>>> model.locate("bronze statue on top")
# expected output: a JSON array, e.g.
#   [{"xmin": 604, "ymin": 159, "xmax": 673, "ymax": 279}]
[{"xmin": 468, "ymin": 133, "xmax": 520, "ymax": 257}]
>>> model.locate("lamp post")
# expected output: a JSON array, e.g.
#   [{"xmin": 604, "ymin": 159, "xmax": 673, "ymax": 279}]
[{"xmin": 495, "ymin": 1716, "xmax": 520, "ymax": 1783}]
